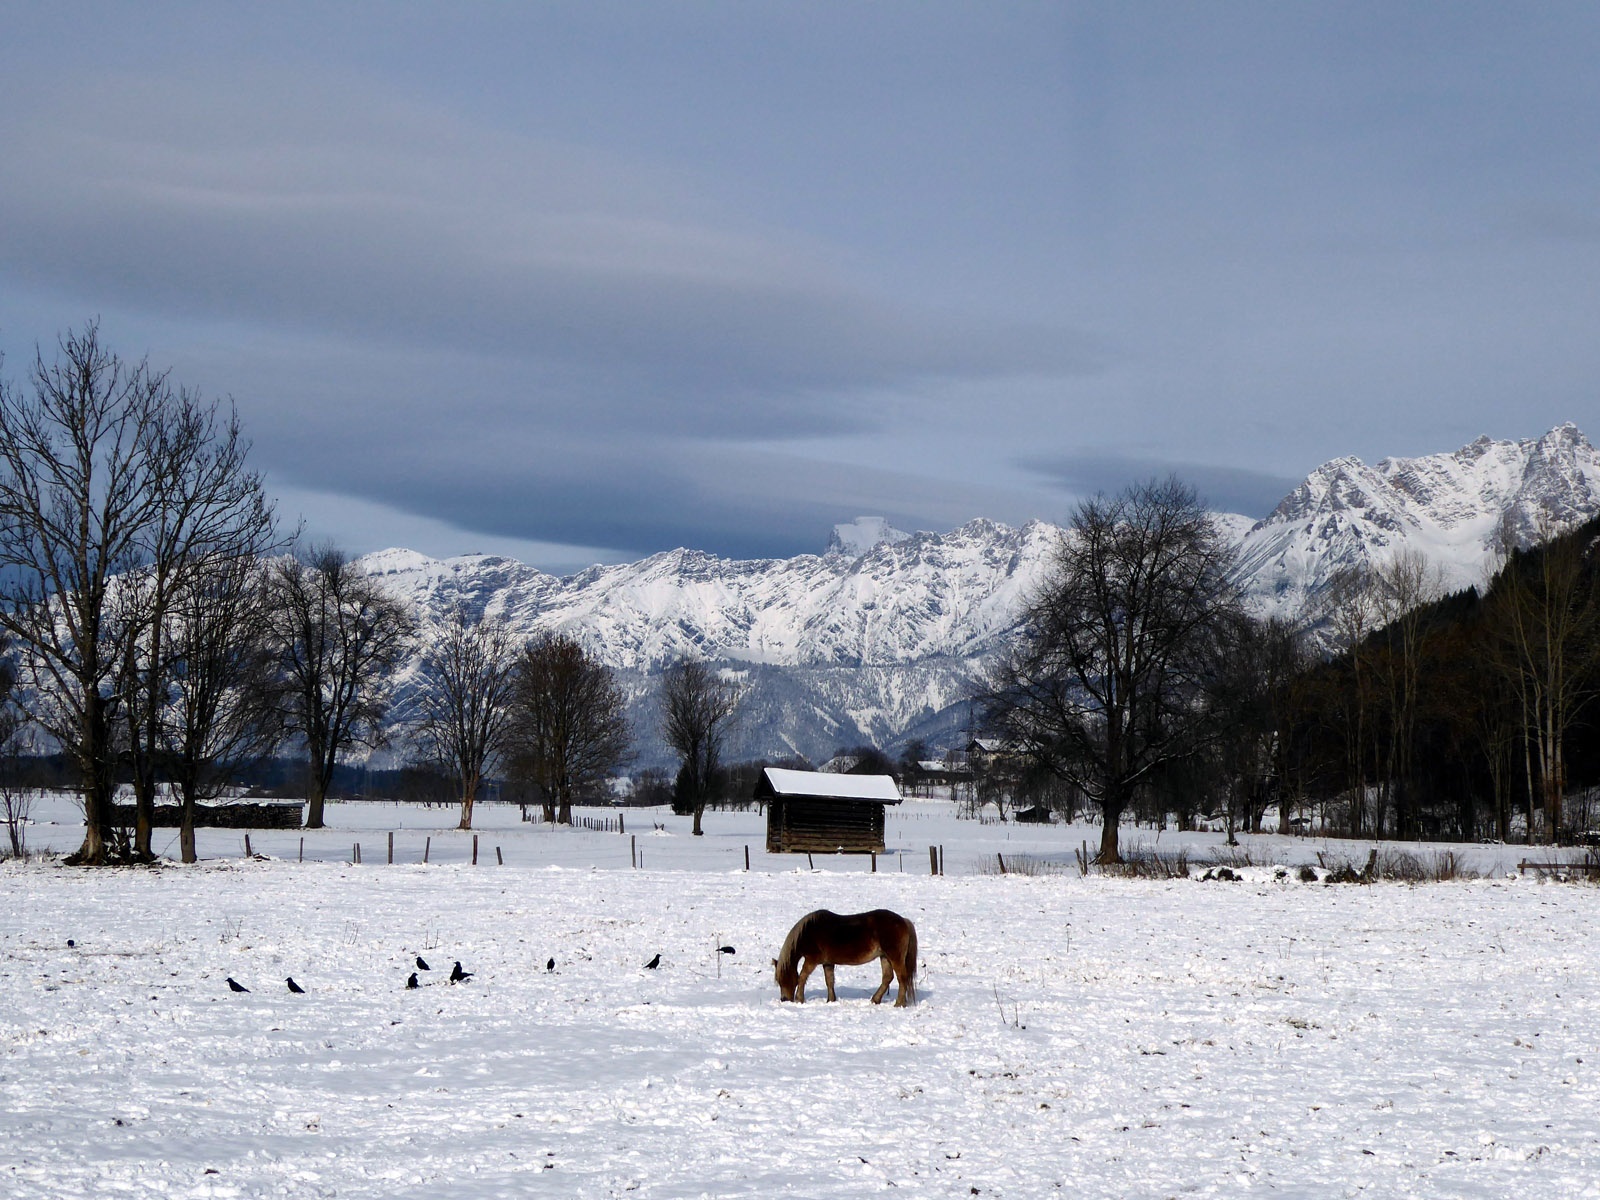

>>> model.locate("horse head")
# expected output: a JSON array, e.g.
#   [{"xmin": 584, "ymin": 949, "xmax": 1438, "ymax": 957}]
[{"xmin": 773, "ymin": 955, "xmax": 800, "ymax": 1002}]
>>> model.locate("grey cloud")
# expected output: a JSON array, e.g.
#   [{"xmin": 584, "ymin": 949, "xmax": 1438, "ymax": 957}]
[
  {"xmin": 0, "ymin": 67, "xmax": 1101, "ymax": 562},
  {"xmin": 1022, "ymin": 454, "xmax": 1300, "ymax": 518},
  {"xmin": 0, "ymin": 73, "xmax": 1091, "ymax": 431},
  {"xmin": 163, "ymin": 327, "xmax": 1043, "ymax": 560},
  {"xmin": 284, "ymin": 411, "xmax": 1041, "ymax": 562}
]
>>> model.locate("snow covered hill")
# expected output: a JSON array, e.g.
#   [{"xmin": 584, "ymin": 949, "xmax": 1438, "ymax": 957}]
[
  {"xmin": 1235, "ymin": 422, "xmax": 1600, "ymax": 623},
  {"xmin": 362, "ymin": 517, "xmax": 1060, "ymax": 764},
  {"xmin": 361, "ymin": 425, "xmax": 1600, "ymax": 762}
]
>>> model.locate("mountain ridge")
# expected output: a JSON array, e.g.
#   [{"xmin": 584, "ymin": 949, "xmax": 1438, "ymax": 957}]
[{"xmin": 363, "ymin": 424, "xmax": 1600, "ymax": 763}]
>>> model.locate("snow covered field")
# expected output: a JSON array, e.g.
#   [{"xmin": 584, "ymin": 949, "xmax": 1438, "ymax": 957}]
[{"xmin": 5, "ymin": 797, "xmax": 1600, "ymax": 1198}]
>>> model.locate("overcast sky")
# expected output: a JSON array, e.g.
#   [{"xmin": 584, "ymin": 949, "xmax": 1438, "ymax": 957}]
[{"xmin": 2, "ymin": 3, "xmax": 1598, "ymax": 571}]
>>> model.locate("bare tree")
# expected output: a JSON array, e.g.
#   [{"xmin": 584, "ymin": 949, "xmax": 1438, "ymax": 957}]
[
  {"xmin": 981, "ymin": 478, "xmax": 1242, "ymax": 863},
  {"xmin": 1370, "ymin": 550, "xmax": 1443, "ymax": 838},
  {"xmin": 268, "ymin": 546, "xmax": 414, "ymax": 829},
  {"xmin": 0, "ymin": 642, "xmax": 32, "ymax": 859},
  {"xmin": 118, "ymin": 391, "xmax": 280, "ymax": 860},
  {"xmin": 508, "ymin": 632, "xmax": 630, "ymax": 824},
  {"xmin": 162, "ymin": 556, "xmax": 283, "ymax": 861},
  {"xmin": 1209, "ymin": 614, "xmax": 1313, "ymax": 841},
  {"xmin": 0, "ymin": 325, "xmax": 172, "ymax": 864},
  {"xmin": 1488, "ymin": 517, "xmax": 1600, "ymax": 843},
  {"xmin": 412, "ymin": 608, "xmax": 519, "ymax": 830},
  {"xmin": 660, "ymin": 655, "xmax": 741, "ymax": 836},
  {"xmin": 1318, "ymin": 567, "xmax": 1380, "ymax": 836}
]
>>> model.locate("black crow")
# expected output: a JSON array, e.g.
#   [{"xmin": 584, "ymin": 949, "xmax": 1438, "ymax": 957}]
[
  {"xmin": 643, "ymin": 954, "xmax": 661, "ymax": 970},
  {"xmin": 415, "ymin": 956, "xmax": 431, "ymax": 971},
  {"xmin": 546, "ymin": 958, "xmax": 555, "ymax": 972},
  {"xmin": 718, "ymin": 946, "xmax": 736, "ymax": 955},
  {"xmin": 450, "ymin": 961, "xmax": 473, "ymax": 983},
  {"xmin": 286, "ymin": 977, "xmax": 305, "ymax": 994},
  {"xmin": 405, "ymin": 972, "xmax": 419, "ymax": 990},
  {"xmin": 226, "ymin": 977, "xmax": 249, "ymax": 993}
]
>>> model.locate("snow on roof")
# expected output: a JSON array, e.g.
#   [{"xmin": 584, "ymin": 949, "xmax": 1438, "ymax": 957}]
[{"xmin": 759, "ymin": 767, "xmax": 902, "ymax": 803}]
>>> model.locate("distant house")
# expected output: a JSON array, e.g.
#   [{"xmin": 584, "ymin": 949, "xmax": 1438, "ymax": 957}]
[
  {"xmin": 966, "ymin": 736, "xmax": 1017, "ymax": 764},
  {"xmin": 755, "ymin": 767, "xmax": 902, "ymax": 854}
]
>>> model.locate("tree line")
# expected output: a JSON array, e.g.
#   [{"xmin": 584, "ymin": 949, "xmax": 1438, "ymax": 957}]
[
  {"xmin": 980, "ymin": 480, "xmax": 1600, "ymax": 862},
  {"xmin": 0, "ymin": 326, "xmax": 741, "ymax": 864}
]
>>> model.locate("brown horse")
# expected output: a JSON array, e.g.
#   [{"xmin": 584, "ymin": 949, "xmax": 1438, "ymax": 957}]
[{"xmin": 773, "ymin": 909, "xmax": 917, "ymax": 1007}]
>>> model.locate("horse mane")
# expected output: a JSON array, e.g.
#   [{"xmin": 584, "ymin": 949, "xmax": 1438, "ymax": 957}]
[{"xmin": 775, "ymin": 909, "xmax": 822, "ymax": 976}]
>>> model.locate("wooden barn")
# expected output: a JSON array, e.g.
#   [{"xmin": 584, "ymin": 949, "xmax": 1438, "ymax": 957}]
[{"xmin": 756, "ymin": 767, "xmax": 902, "ymax": 854}]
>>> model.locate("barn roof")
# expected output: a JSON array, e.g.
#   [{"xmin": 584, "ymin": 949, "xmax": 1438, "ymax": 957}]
[{"xmin": 756, "ymin": 767, "xmax": 902, "ymax": 804}]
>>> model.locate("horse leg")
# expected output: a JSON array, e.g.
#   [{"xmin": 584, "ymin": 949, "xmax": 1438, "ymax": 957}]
[
  {"xmin": 796, "ymin": 959, "xmax": 818, "ymax": 1003},
  {"xmin": 823, "ymin": 963, "xmax": 837, "ymax": 1002},
  {"xmin": 891, "ymin": 956, "xmax": 910, "ymax": 1007},
  {"xmin": 871, "ymin": 955, "xmax": 893, "ymax": 1004}
]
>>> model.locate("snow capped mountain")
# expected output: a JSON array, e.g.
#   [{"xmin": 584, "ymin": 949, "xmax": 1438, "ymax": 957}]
[
  {"xmin": 363, "ymin": 520, "xmax": 1060, "ymax": 764},
  {"xmin": 361, "ymin": 424, "xmax": 1600, "ymax": 762},
  {"xmin": 366, "ymin": 518, "xmax": 1060, "ymax": 674},
  {"xmin": 1235, "ymin": 423, "xmax": 1600, "ymax": 623}
]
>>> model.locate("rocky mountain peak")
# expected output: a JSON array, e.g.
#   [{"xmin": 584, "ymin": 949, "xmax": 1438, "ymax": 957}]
[
  {"xmin": 826, "ymin": 516, "xmax": 912, "ymax": 558},
  {"xmin": 1238, "ymin": 424, "xmax": 1600, "ymax": 625}
]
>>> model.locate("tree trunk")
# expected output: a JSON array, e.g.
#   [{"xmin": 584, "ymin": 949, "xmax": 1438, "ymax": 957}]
[
  {"xmin": 1545, "ymin": 733, "xmax": 1563, "ymax": 845},
  {"xmin": 65, "ymin": 695, "xmax": 116, "ymax": 866},
  {"xmin": 458, "ymin": 771, "xmax": 478, "ymax": 830},
  {"xmin": 67, "ymin": 776, "xmax": 115, "ymax": 866},
  {"xmin": 179, "ymin": 782, "xmax": 198, "ymax": 864},
  {"xmin": 131, "ymin": 621, "xmax": 164, "ymax": 863},
  {"xmin": 692, "ymin": 801, "xmax": 704, "ymax": 836},
  {"xmin": 130, "ymin": 745, "xmax": 157, "ymax": 861},
  {"xmin": 1097, "ymin": 798, "xmax": 1123, "ymax": 863},
  {"xmin": 306, "ymin": 771, "xmax": 327, "ymax": 830},
  {"xmin": 1523, "ymin": 732, "xmax": 1537, "ymax": 845}
]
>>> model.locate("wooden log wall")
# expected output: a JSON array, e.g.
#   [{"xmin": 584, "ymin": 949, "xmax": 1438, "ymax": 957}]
[{"xmin": 766, "ymin": 798, "xmax": 887, "ymax": 853}]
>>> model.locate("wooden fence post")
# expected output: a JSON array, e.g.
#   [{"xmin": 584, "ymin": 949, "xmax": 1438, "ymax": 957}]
[
  {"xmin": 496, "ymin": 845, "xmax": 503, "ymax": 866},
  {"xmin": 354, "ymin": 842, "xmax": 360, "ymax": 864},
  {"xmin": 870, "ymin": 851, "xmax": 877, "ymax": 873},
  {"xmin": 388, "ymin": 831, "xmax": 394, "ymax": 865},
  {"xmin": 744, "ymin": 844, "xmax": 750, "ymax": 871},
  {"xmin": 244, "ymin": 834, "xmax": 252, "ymax": 857},
  {"xmin": 631, "ymin": 834, "xmax": 637, "ymax": 869},
  {"xmin": 807, "ymin": 853, "xmax": 814, "ymax": 870},
  {"xmin": 424, "ymin": 836, "xmax": 431, "ymax": 864},
  {"xmin": 472, "ymin": 835, "xmax": 479, "ymax": 866},
  {"xmin": 997, "ymin": 852, "xmax": 1006, "ymax": 875},
  {"xmin": 929, "ymin": 846, "xmax": 938, "ymax": 875},
  {"xmin": 620, "ymin": 813, "xmax": 625, "ymax": 836},
  {"xmin": 298, "ymin": 837, "xmax": 304, "ymax": 863}
]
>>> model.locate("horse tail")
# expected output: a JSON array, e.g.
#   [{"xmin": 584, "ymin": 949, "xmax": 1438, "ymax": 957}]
[{"xmin": 903, "ymin": 919, "xmax": 918, "ymax": 1006}]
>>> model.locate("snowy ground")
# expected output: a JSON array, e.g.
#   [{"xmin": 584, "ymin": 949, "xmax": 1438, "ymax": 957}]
[{"xmin": 5, "ymin": 796, "xmax": 1600, "ymax": 1198}]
